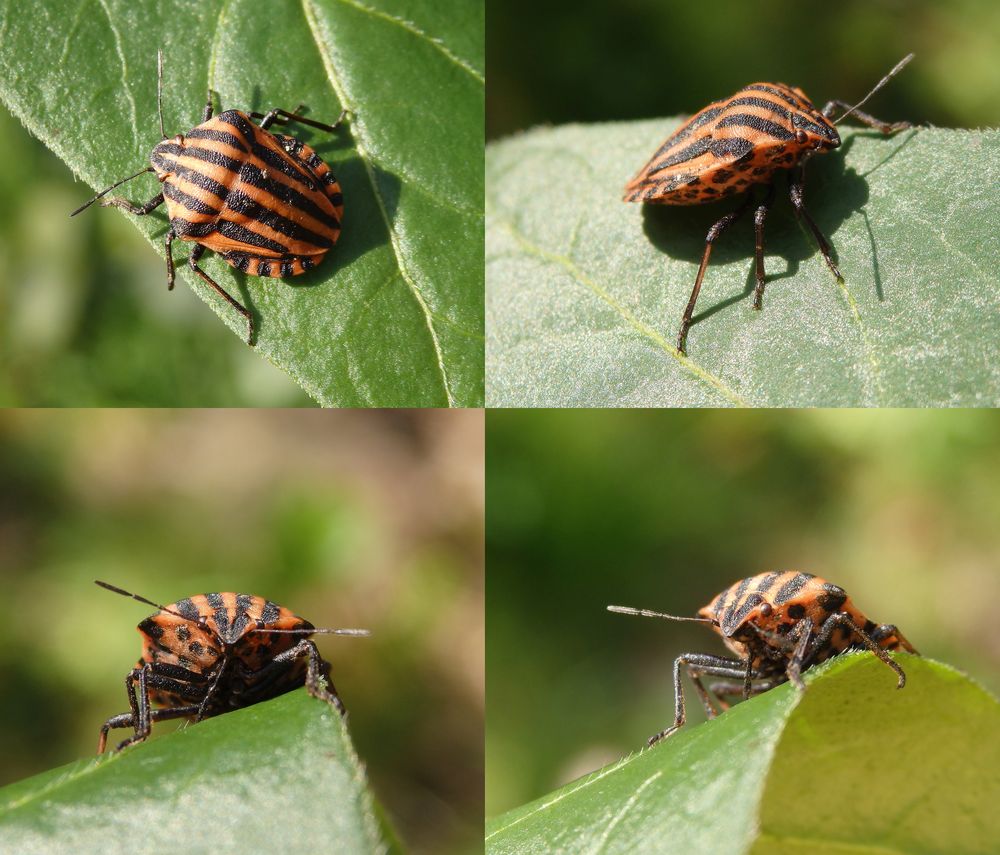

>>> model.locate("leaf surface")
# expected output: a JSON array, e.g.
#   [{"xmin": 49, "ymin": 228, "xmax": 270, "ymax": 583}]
[
  {"xmin": 0, "ymin": 689, "xmax": 398, "ymax": 854},
  {"xmin": 485, "ymin": 655, "xmax": 1000, "ymax": 855},
  {"xmin": 0, "ymin": 0, "xmax": 484, "ymax": 407},
  {"xmin": 486, "ymin": 122, "xmax": 1000, "ymax": 407}
]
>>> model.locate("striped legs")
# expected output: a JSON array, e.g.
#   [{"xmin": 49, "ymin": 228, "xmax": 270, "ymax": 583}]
[
  {"xmin": 187, "ymin": 244, "xmax": 255, "ymax": 345},
  {"xmin": 676, "ymin": 192, "xmax": 755, "ymax": 355}
]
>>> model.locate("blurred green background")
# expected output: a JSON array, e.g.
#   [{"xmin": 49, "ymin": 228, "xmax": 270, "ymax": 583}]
[
  {"xmin": 486, "ymin": 409, "xmax": 1000, "ymax": 817},
  {"xmin": 0, "ymin": 104, "xmax": 312, "ymax": 406},
  {"xmin": 0, "ymin": 409, "xmax": 483, "ymax": 855},
  {"xmin": 487, "ymin": 0, "xmax": 1000, "ymax": 139}
]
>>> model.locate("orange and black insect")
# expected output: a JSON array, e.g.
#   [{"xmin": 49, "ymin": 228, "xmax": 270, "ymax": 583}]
[
  {"xmin": 72, "ymin": 51, "xmax": 346, "ymax": 345},
  {"xmin": 624, "ymin": 55, "xmax": 915, "ymax": 355},
  {"xmin": 95, "ymin": 580, "xmax": 369, "ymax": 753},
  {"xmin": 609, "ymin": 571, "xmax": 918, "ymax": 746}
]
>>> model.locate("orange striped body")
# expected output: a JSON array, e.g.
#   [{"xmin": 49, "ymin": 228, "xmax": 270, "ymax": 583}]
[
  {"xmin": 151, "ymin": 110, "xmax": 343, "ymax": 278},
  {"xmin": 698, "ymin": 571, "xmax": 917, "ymax": 674},
  {"xmin": 624, "ymin": 83, "xmax": 840, "ymax": 205},
  {"xmin": 137, "ymin": 591, "xmax": 314, "ymax": 713}
]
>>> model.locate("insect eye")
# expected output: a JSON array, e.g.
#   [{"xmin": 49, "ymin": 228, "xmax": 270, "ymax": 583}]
[
  {"xmin": 759, "ymin": 602, "xmax": 773, "ymax": 617},
  {"xmin": 794, "ymin": 129, "xmax": 808, "ymax": 144}
]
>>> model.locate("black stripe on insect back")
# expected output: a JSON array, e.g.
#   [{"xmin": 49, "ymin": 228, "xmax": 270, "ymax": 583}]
[
  {"xmin": 206, "ymin": 592, "xmax": 229, "ymax": 639},
  {"xmin": 652, "ymin": 105, "xmax": 724, "ymax": 157},
  {"xmin": 216, "ymin": 219, "xmax": 290, "ymax": 255},
  {"xmin": 753, "ymin": 571, "xmax": 783, "ymax": 595},
  {"xmin": 186, "ymin": 127, "xmax": 249, "ymax": 153},
  {"xmin": 174, "ymin": 598, "xmax": 202, "ymax": 621},
  {"xmin": 725, "ymin": 96, "xmax": 792, "ymax": 122},
  {"xmin": 225, "ymin": 190, "xmax": 333, "ymax": 249},
  {"xmin": 773, "ymin": 573, "xmax": 812, "ymax": 605},
  {"xmin": 260, "ymin": 600, "xmax": 281, "ymax": 624},
  {"xmin": 235, "ymin": 161, "xmax": 341, "ymax": 232},
  {"xmin": 162, "ymin": 181, "xmax": 219, "ymax": 217},
  {"xmin": 231, "ymin": 593, "xmax": 254, "ymax": 637},
  {"xmin": 154, "ymin": 154, "xmax": 232, "ymax": 203},
  {"xmin": 223, "ymin": 111, "xmax": 319, "ymax": 190},
  {"xmin": 744, "ymin": 83, "xmax": 814, "ymax": 113},
  {"xmin": 716, "ymin": 113, "xmax": 794, "ymax": 141},
  {"xmin": 648, "ymin": 137, "xmax": 712, "ymax": 174},
  {"xmin": 721, "ymin": 576, "xmax": 755, "ymax": 629}
]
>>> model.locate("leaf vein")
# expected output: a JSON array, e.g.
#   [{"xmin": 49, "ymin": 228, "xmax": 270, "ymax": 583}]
[{"xmin": 95, "ymin": 0, "xmax": 138, "ymax": 152}]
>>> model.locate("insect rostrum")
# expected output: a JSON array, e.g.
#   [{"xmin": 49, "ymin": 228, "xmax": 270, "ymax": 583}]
[
  {"xmin": 624, "ymin": 55, "xmax": 914, "ymax": 355},
  {"xmin": 96, "ymin": 580, "xmax": 369, "ymax": 753},
  {"xmin": 609, "ymin": 571, "xmax": 918, "ymax": 746}
]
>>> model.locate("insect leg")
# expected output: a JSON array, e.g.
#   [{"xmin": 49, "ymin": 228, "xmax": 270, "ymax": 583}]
[
  {"xmin": 751, "ymin": 182, "xmax": 776, "ymax": 310},
  {"xmin": 784, "ymin": 619, "xmax": 817, "ymax": 690},
  {"xmin": 809, "ymin": 613, "xmax": 907, "ymax": 688},
  {"xmin": 187, "ymin": 244, "xmax": 255, "ymax": 345},
  {"xmin": 267, "ymin": 639, "xmax": 347, "ymax": 716},
  {"xmin": 870, "ymin": 623, "xmax": 919, "ymax": 655},
  {"xmin": 252, "ymin": 107, "xmax": 348, "ymax": 134},
  {"xmin": 99, "ymin": 192, "xmax": 165, "ymax": 216},
  {"xmin": 164, "ymin": 226, "xmax": 176, "ymax": 291},
  {"xmin": 788, "ymin": 167, "xmax": 843, "ymax": 283},
  {"xmin": 676, "ymin": 193, "xmax": 755, "ymax": 355},
  {"xmin": 821, "ymin": 100, "xmax": 911, "ymax": 134},
  {"xmin": 649, "ymin": 653, "xmax": 747, "ymax": 746},
  {"xmin": 707, "ymin": 676, "xmax": 785, "ymax": 710}
]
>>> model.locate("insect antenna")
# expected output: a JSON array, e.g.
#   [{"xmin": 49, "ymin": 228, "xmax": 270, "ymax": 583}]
[
  {"xmin": 157, "ymin": 48, "xmax": 167, "ymax": 140},
  {"xmin": 94, "ymin": 580, "xmax": 206, "ymax": 625},
  {"xmin": 608, "ymin": 605, "xmax": 715, "ymax": 624},
  {"xmin": 833, "ymin": 53, "xmax": 914, "ymax": 126},
  {"xmin": 253, "ymin": 626, "xmax": 371, "ymax": 637},
  {"xmin": 69, "ymin": 167, "xmax": 154, "ymax": 217}
]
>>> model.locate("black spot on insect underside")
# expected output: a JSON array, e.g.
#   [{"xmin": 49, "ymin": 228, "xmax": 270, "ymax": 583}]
[
  {"xmin": 818, "ymin": 586, "xmax": 847, "ymax": 613},
  {"xmin": 787, "ymin": 603, "xmax": 806, "ymax": 620}
]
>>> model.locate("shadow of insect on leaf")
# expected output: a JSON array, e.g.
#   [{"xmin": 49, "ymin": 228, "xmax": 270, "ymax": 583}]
[{"xmin": 639, "ymin": 146, "xmax": 872, "ymax": 327}]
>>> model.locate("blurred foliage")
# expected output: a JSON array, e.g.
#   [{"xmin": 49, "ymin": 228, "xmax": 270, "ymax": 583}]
[
  {"xmin": 487, "ymin": 0, "xmax": 1000, "ymax": 139},
  {"xmin": 0, "ymin": 104, "xmax": 313, "ymax": 406},
  {"xmin": 486, "ymin": 409, "xmax": 1000, "ymax": 817},
  {"xmin": 0, "ymin": 409, "xmax": 483, "ymax": 855}
]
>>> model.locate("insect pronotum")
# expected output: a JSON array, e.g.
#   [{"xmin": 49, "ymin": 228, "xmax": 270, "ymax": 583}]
[
  {"xmin": 624, "ymin": 55, "xmax": 915, "ymax": 355},
  {"xmin": 72, "ymin": 51, "xmax": 347, "ymax": 344}
]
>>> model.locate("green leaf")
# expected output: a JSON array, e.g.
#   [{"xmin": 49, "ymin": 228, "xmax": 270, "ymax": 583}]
[
  {"xmin": 486, "ymin": 123, "xmax": 1000, "ymax": 407},
  {"xmin": 0, "ymin": 689, "xmax": 399, "ymax": 854},
  {"xmin": 485, "ymin": 655, "xmax": 1000, "ymax": 855},
  {"xmin": 0, "ymin": 0, "xmax": 484, "ymax": 407}
]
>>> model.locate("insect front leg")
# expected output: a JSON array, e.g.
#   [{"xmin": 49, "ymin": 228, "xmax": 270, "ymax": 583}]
[
  {"xmin": 751, "ymin": 182, "xmax": 776, "ymax": 310},
  {"xmin": 99, "ymin": 192, "xmax": 165, "ymax": 216},
  {"xmin": 187, "ymin": 244, "xmax": 255, "ymax": 345},
  {"xmin": 821, "ymin": 100, "xmax": 911, "ymax": 134},
  {"xmin": 788, "ymin": 167, "xmax": 842, "ymax": 283},
  {"xmin": 676, "ymin": 193, "xmax": 755, "ymax": 355},
  {"xmin": 649, "ymin": 653, "xmax": 748, "ymax": 746},
  {"xmin": 268, "ymin": 639, "xmax": 346, "ymax": 716}
]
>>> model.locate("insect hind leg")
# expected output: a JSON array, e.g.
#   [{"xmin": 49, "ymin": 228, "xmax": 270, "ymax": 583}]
[
  {"xmin": 187, "ymin": 245, "xmax": 255, "ymax": 345},
  {"xmin": 252, "ymin": 106, "xmax": 348, "ymax": 134},
  {"xmin": 676, "ymin": 192, "xmax": 755, "ymax": 355}
]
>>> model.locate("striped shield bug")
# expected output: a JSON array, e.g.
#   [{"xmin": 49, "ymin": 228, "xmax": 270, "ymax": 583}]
[
  {"xmin": 95, "ymin": 580, "xmax": 370, "ymax": 753},
  {"xmin": 624, "ymin": 55, "xmax": 915, "ymax": 355},
  {"xmin": 71, "ymin": 51, "xmax": 346, "ymax": 345},
  {"xmin": 609, "ymin": 571, "xmax": 918, "ymax": 746}
]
